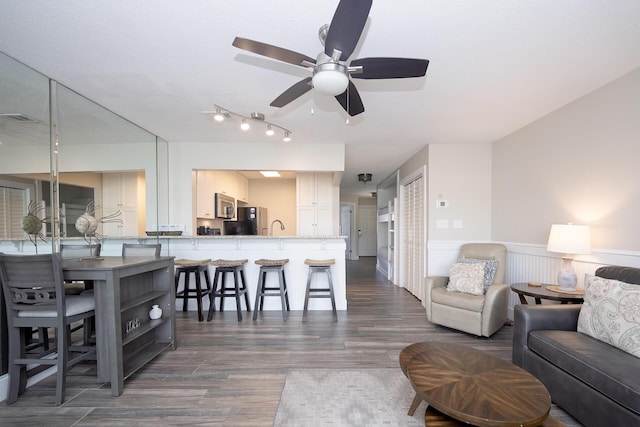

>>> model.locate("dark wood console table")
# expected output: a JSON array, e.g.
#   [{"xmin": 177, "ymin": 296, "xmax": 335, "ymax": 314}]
[{"xmin": 62, "ymin": 256, "xmax": 176, "ymax": 396}]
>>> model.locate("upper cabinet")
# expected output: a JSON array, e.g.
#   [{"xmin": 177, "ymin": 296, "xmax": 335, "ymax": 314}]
[
  {"xmin": 296, "ymin": 172, "xmax": 335, "ymax": 235},
  {"xmin": 235, "ymin": 173, "xmax": 249, "ymax": 203},
  {"xmin": 196, "ymin": 170, "xmax": 215, "ymax": 218},
  {"xmin": 196, "ymin": 170, "xmax": 249, "ymax": 218},
  {"xmin": 102, "ymin": 172, "xmax": 144, "ymax": 237},
  {"xmin": 297, "ymin": 172, "xmax": 333, "ymax": 206}
]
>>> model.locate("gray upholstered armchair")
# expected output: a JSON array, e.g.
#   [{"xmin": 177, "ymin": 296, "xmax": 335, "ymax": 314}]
[{"xmin": 425, "ymin": 243, "xmax": 509, "ymax": 337}]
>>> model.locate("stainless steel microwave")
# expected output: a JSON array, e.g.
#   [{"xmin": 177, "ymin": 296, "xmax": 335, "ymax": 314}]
[{"xmin": 215, "ymin": 193, "xmax": 235, "ymax": 219}]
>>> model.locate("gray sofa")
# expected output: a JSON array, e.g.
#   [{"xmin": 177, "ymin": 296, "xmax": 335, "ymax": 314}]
[{"xmin": 513, "ymin": 266, "xmax": 640, "ymax": 426}]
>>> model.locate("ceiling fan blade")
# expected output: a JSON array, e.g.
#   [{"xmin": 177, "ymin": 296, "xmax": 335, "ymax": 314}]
[
  {"xmin": 350, "ymin": 57, "xmax": 429, "ymax": 79},
  {"xmin": 335, "ymin": 81, "xmax": 365, "ymax": 116},
  {"xmin": 325, "ymin": 0, "xmax": 372, "ymax": 61},
  {"xmin": 270, "ymin": 77, "xmax": 313, "ymax": 107},
  {"xmin": 233, "ymin": 37, "xmax": 316, "ymax": 68}
]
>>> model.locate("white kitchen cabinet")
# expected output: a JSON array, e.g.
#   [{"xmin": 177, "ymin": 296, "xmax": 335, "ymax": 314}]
[
  {"xmin": 211, "ymin": 171, "xmax": 236, "ymax": 197},
  {"xmin": 297, "ymin": 172, "xmax": 333, "ymax": 206},
  {"xmin": 296, "ymin": 172, "xmax": 334, "ymax": 235},
  {"xmin": 196, "ymin": 170, "xmax": 215, "ymax": 218},
  {"xmin": 196, "ymin": 171, "xmax": 246, "ymax": 217},
  {"xmin": 102, "ymin": 207, "xmax": 139, "ymax": 237},
  {"xmin": 235, "ymin": 173, "xmax": 249, "ymax": 203},
  {"xmin": 102, "ymin": 172, "xmax": 142, "ymax": 237}
]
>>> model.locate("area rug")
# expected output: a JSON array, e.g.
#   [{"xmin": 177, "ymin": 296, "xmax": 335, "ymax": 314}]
[{"xmin": 274, "ymin": 369, "xmax": 424, "ymax": 426}]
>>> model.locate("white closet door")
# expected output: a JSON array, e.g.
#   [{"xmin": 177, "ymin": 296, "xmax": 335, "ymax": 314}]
[{"xmin": 401, "ymin": 175, "xmax": 425, "ymax": 301}]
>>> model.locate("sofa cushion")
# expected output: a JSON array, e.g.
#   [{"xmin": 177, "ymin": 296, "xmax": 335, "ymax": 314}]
[
  {"xmin": 578, "ymin": 274, "xmax": 640, "ymax": 358},
  {"xmin": 432, "ymin": 286, "xmax": 485, "ymax": 312},
  {"xmin": 528, "ymin": 329, "xmax": 640, "ymax": 414},
  {"xmin": 447, "ymin": 262, "xmax": 485, "ymax": 295}
]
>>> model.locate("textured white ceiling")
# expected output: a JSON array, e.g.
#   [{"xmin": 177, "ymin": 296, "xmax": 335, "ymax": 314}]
[{"xmin": 1, "ymin": 0, "xmax": 639, "ymax": 196}]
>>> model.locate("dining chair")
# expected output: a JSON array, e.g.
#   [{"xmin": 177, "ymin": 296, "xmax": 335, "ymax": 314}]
[
  {"xmin": 0, "ymin": 253, "xmax": 96, "ymax": 405},
  {"xmin": 122, "ymin": 243, "xmax": 161, "ymax": 257},
  {"xmin": 60, "ymin": 243, "xmax": 102, "ymax": 260},
  {"xmin": 60, "ymin": 243, "xmax": 102, "ymax": 344}
]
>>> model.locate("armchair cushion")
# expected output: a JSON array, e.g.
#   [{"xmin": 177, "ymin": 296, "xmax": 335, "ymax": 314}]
[
  {"xmin": 447, "ymin": 262, "xmax": 485, "ymax": 295},
  {"xmin": 433, "ymin": 286, "xmax": 485, "ymax": 311}
]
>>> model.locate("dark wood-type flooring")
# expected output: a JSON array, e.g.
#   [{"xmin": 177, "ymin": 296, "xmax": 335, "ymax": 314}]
[{"xmin": 1, "ymin": 257, "xmax": 581, "ymax": 426}]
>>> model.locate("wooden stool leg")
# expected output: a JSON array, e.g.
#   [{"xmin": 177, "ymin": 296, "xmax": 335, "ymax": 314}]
[
  {"xmin": 253, "ymin": 268, "xmax": 264, "ymax": 321},
  {"xmin": 195, "ymin": 269, "xmax": 203, "ymax": 322},
  {"xmin": 281, "ymin": 269, "xmax": 291, "ymax": 311},
  {"xmin": 302, "ymin": 269, "xmax": 313, "ymax": 322},
  {"xmin": 326, "ymin": 267, "xmax": 337, "ymax": 322},
  {"xmin": 233, "ymin": 268, "xmax": 243, "ymax": 321},
  {"xmin": 207, "ymin": 269, "xmax": 221, "ymax": 321},
  {"xmin": 240, "ymin": 268, "xmax": 250, "ymax": 312},
  {"xmin": 278, "ymin": 268, "xmax": 288, "ymax": 320},
  {"xmin": 182, "ymin": 270, "xmax": 191, "ymax": 312}
]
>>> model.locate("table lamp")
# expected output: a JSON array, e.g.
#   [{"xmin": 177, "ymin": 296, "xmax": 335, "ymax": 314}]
[{"xmin": 546, "ymin": 223, "xmax": 591, "ymax": 291}]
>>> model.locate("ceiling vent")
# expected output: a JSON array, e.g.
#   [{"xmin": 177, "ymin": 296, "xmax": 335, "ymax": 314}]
[{"xmin": 0, "ymin": 113, "xmax": 39, "ymax": 123}]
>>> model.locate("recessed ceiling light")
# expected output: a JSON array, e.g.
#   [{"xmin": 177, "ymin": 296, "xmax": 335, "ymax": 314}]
[{"xmin": 260, "ymin": 171, "xmax": 280, "ymax": 177}]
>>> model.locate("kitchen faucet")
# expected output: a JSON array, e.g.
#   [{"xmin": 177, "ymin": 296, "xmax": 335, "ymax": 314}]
[{"xmin": 269, "ymin": 219, "xmax": 285, "ymax": 236}]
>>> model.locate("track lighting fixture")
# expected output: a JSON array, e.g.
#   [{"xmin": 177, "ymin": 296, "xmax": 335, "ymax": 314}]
[
  {"xmin": 213, "ymin": 107, "xmax": 225, "ymax": 122},
  {"xmin": 202, "ymin": 104, "xmax": 292, "ymax": 141}
]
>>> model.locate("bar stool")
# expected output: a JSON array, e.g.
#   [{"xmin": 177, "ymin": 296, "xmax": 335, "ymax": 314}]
[
  {"xmin": 207, "ymin": 259, "xmax": 251, "ymax": 321},
  {"xmin": 253, "ymin": 259, "xmax": 290, "ymax": 321},
  {"xmin": 174, "ymin": 259, "xmax": 212, "ymax": 322},
  {"xmin": 303, "ymin": 258, "xmax": 337, "ymax": 322}
]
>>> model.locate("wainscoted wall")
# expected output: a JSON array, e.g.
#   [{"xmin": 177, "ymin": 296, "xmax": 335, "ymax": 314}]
[{"xmin": 427, "ymin": 240, "xmax": 640, "ymax": 319}]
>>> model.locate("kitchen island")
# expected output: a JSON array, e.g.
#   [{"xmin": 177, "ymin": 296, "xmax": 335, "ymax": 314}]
[
  {"xmin": 154, "ymin": 235, "xmax": 347, "ymax": 312},
  {"xmin": 0, "ymin": 235, "xmax": 347, "ymax": 313}
]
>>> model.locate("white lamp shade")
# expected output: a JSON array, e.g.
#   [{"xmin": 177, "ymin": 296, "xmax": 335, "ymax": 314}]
[{"xmin": 546, "ymin": 224, "xmax": 591, "ymax": 255}]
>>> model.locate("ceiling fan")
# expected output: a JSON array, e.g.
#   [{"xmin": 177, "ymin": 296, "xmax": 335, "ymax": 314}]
[{"xmin": 232, "ymin": 0, "xmax": 429, "ymax": 116}]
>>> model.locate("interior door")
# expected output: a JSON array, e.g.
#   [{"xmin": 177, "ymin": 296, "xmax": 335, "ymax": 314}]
[
  {"xmin": 340, "ymin": 204, "xmax": 354, "ymax": 260},
  {"xmin": 358, "ymin": 206, "xmax": 377, "ymax": 257}
]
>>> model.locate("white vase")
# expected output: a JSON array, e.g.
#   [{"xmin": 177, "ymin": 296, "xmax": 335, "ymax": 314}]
[{"xmin": 149, "ymin": 304, "xmax": 163, "ymax": 320}]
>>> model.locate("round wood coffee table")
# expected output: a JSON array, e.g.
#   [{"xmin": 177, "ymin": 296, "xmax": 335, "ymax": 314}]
[{"xmin": 400, "ymin": 342, "xmax": 551, "ymax": 427}]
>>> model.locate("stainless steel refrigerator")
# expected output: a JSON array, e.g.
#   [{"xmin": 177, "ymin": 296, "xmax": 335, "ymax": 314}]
[{"xmin": 224, "ymin": 207, "xmax": 268, "ymax": 235}]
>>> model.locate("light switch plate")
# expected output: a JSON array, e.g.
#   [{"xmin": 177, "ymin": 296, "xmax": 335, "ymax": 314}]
[
  {"xmin": 436, "ymin": 219, "xmax": 449, "ymax": 229},
  {"xmin": 453, "ymin": 220, "xmax": 463, "ymax": 229}
]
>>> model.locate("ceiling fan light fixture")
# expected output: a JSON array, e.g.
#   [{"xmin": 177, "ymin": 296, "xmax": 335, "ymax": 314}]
[
  {"xmin": 240, "ymin": 119, "xmax": 250, "ymax": 131},
  {"xmin": 312, "ymin": 63, "xmax": 349, "ymax": 96},
  {"xmin": 266, "ymin": 124, "xmax": 274, "ymax": 136},
  {"xmin": 283, "ymin": 131, "xmax": 291, "ymax": 142}
]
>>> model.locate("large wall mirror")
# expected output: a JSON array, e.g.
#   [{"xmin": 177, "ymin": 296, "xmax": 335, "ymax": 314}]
[{"xmin": 0, "ymin": 51, "xmax": 169, "ymax": 375}]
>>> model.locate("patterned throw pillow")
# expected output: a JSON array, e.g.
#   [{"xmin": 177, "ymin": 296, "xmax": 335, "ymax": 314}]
[
  {"xmin": 447, "ymin": 262, "xmax": 485, "ymax": 296},
  {"xmin": 577, "ymin": 274, "xmax": 640, "ymax": 358},
  {"xmin": 458, "ymin": 257, "xmax": 499, "ymax": 293}
]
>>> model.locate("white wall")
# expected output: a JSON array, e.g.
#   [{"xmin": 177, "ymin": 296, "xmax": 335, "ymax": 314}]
[
  {"xmin": 428, "ymin": 143, "xmax": 492, "ymax": 242},
  {"xmin": 248, "ymin": 178, "xmax": 297, "ymax": 236},
  {"xmin": 492, "ymin": 67, "xmax": 640, "ymax": 251}
]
